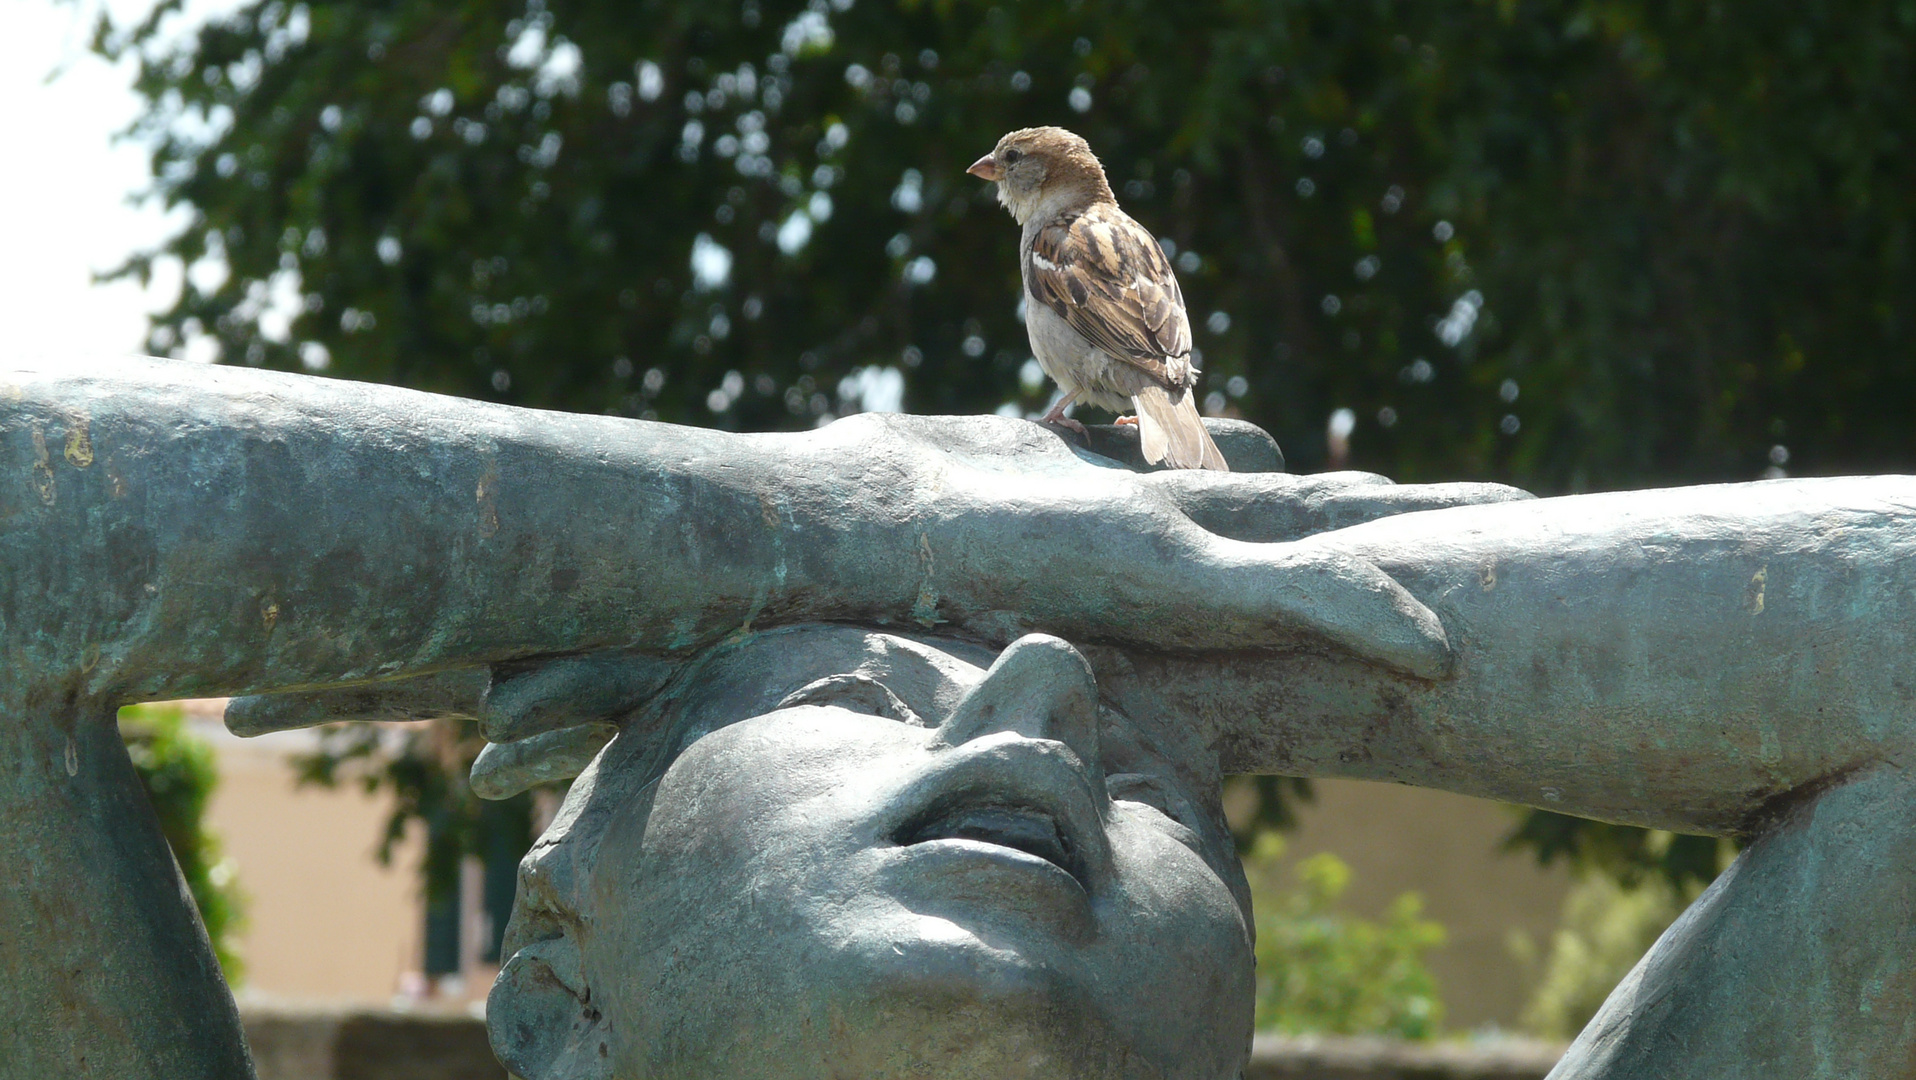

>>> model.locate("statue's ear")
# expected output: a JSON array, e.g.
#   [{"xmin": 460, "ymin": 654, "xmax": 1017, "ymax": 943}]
[{"xmin": 488, "ymin": 935, "xmax": 613, "ymax": 1080}]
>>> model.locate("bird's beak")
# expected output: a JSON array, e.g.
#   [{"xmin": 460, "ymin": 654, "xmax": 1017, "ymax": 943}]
[{"xmin": 967, "ymin": 154, "xmax": 1003, "ymax": 181}]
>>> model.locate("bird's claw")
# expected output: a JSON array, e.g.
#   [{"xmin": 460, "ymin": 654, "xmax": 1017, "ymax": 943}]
[
  {"xmin": 1113, "ymin": 415, "xmax": 1139, "ymax": 427},
  {"xmin": 1043, "ymin": 414, "xmax": 1089, "ymax": 436}
]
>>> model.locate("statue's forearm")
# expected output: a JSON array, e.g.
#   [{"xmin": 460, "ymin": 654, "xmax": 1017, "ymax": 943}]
[
  {"xmin": 0, "ymin": 694, "xmax": 253, "ymax": 1075},
  {"xmin": 4, "ymin": 358, "xmax": 1470, "ymax": 708},
  {"xmin": 1122, "ymin": 477, "xmax": 1916, "ymax": 834},
  {"xmin": 3, "ymin": 356, "xmax": 906, "ymax": 1072},
  {"xmin": 3, "ymin": 358, "xmax": 924, "ymax": 702}
]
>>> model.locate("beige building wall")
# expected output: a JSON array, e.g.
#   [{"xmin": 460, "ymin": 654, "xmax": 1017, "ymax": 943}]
[{"xmin": 184, "ymin": 703, "xmax": 424, "ymax": 1005}]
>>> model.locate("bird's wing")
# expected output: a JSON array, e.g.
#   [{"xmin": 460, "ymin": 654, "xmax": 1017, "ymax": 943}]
[{"xmin": 1025, "ymin": 202, "xmax": 1194, "ymax": 388}]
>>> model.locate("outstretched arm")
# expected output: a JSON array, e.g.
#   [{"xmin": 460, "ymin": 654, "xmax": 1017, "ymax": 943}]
[
  {"xmin": 1099, "ymin": 475, "xmax": 1916, "ymax": 836},
  {"xmin": 275, "ymin": 447, "xmax": 1916, "ymax": 844},
  {"xmin": 7, "ymin": 358, "xmax": 1503, "ymax": 705},
  {"xmin": 0, "ymin": 356, "xmax": 1515, "ymax": 1074}
]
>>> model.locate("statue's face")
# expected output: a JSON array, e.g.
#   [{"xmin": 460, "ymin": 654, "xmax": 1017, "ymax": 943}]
[{"xmin": 584, "ymin": 631, "xmax": 1253, "ymax": 1079}]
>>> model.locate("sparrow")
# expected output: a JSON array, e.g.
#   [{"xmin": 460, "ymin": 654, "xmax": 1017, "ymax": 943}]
[{"xmin": 968, "ymin": 126, "xmax": 1227, "ymax": 470}]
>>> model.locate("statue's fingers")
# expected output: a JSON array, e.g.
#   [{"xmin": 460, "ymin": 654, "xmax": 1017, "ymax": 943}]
[
  {"xmin": 1072, "ymin": 418, "xmax": 1286, "ymax": 474},
  {"xmin": 224, "ymin": 669, "xmax": 489, "ymax": 736},
  {"xmin": 480, "ymin": 650, "xmax": 678, "ymax": 743},
  {"xmin": 1139, "ymin": 471, "xmax": 1393, "ymax": 542},
  {"xmin": 1241, "ymin": 543, "xmax": 1448, "ymax": 677},
  {"xmin": 1142, "ymin": 470, "xmax": 1530, "ymax": 543},
  {"xmin": 470, "ymin": 722, "xmax": 618, "ymax": 800},
  {"xmin": 1166, "ymin": 539, "xmax": 1454, "ymax": 680},
  {"xmin": 1310, "ymin": 479, "xmax": 1535, "ymax": 526}
]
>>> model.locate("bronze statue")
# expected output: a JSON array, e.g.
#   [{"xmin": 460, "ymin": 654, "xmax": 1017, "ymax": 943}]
[{"xmin": 6, "ymin": 357, "xmax": 1913, "ymax": 1078}]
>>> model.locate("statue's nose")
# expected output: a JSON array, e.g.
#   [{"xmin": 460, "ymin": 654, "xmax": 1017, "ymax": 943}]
[{"xmin": 936, "ymin": 634, "xmax": 1103, "ymax": 780}]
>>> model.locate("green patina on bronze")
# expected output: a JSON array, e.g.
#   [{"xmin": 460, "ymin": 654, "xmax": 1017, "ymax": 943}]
[{"xmin": 5, "ymin": 357, "xmax": 1915, "ymax": 1078}]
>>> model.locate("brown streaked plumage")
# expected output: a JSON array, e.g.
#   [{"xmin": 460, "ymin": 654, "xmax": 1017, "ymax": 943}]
[{"xmin": 967, "ymin": 126, "xmax": 1227, "ymax": 471}]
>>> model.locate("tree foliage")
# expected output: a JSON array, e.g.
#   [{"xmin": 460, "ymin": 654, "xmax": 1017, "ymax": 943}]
[
  {"xmin": 98, "ymin": 0, "xmax": 1916, "ymax": 482},
  {"xmin": 92, "ymin": 0, "xmax": 1916, "ymax": 926},
  {"xmin": 1245, "ymin": 834, "xmax": 1447, "ymax": 1038},
  {"xmin": 1505, "ymin": 809, "xmax": 1738, "ymax": 892},
  {"xmin": 1514, "ymin": 870, "xmax": 1696, "ymax": 1038},
  {"xmin": 289, "ymin": 716, "xmax": 534, "ymax": 908},
  {"xmin": 120, "ymin": 704, "xmax": 247, "ymax": 981}
]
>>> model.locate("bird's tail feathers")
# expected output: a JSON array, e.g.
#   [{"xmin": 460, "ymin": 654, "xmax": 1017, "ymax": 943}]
[{"xmin": 1132, "ymin": 385, "xmax": 1228, "ymax": 471}]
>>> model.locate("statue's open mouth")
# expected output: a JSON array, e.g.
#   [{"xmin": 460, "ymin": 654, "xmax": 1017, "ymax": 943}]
[
  {"xmin": 899, "ymin": 802, "xmax": 1084, "ymax": 885},
  {"xmin": 885, "ymin": 734, "xmax": 1109, "ymax": 894}
]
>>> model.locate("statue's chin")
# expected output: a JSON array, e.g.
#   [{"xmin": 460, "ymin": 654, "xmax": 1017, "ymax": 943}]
[
  {"xmin": 589, "ymin": 900, "xmax": 1184, "ymax": 1078},
  {"xmin": 625, "ymin": 981, "xmax": 1172, "ymax": 1080}
]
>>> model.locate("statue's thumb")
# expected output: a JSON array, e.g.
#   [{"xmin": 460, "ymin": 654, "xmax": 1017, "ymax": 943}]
[{"xmin": 1259, "ymin": 548, "xmax": 1453, "ymax": 681}]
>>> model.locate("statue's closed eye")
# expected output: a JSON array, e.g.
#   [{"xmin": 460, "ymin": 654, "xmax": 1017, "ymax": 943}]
[{"xmin": 776, "ymin": 674, "xmax": 927, "ymax": 727}]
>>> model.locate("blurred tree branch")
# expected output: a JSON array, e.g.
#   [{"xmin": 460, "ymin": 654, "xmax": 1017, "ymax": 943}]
[{"xmin": 91, "ymin": 0, "xmax": 1916, "ymax": 898}]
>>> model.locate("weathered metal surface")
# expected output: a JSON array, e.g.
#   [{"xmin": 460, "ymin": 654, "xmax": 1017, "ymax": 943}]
[
  {"xmin": 241, "ymin": 1007, "xmax": 1558, "ymax": 1080},
  {"xmin": 3, "ymin": 358, "xmax": 1474, "ymax": 704},
  {"xmin": 5, "ymin": 356, "xmax": 1914, "ymax": 1078},
  {"xmin": 1246, "ymin": 1034, "xmax": 1562, "ymax": 1080}
]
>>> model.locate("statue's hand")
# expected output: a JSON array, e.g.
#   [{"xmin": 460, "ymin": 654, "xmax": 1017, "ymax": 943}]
[
  {"xmin": 803, "ymin": 413, "xmax": 1527, "ymax": 678},
  {"xmin": 226, "ymin": 650, "xmax": 674, "ymax": 798},
  {"xmin": 9, "ymin": 359, "xmax": 1526, "ymax": 704},
  {"xmin": 226, "ymin": 416, "xmax": 1526, "ymax": 798},
  {"xmin": 1015, "ymin": 414, "xmax": 1525, "ymax": 545}
]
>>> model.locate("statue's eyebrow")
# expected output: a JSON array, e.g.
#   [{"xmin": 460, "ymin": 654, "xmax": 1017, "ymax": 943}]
[
  {"xmin": 1106, "ymin": 771, "xmax": 1203, "ymax": 836},
  {"xmin": 774, "ymin": 673, "xmax": 928, "ymax": 727}
]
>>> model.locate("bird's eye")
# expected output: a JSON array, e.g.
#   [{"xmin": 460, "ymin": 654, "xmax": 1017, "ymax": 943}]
[{"xmin": 1001, "ymin": 148, "xmax": 1024, "ymax": 164}]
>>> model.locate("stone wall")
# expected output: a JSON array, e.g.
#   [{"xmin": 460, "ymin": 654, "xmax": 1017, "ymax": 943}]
[
  {"xmin": 245, "ymin": 1008, "xmax": 504, "ymax": 1080},
  {"xmin": 1245, "ymin": 1034, "xmax": 1563, "ymax": 1080},
  {"xmin": 243, "ymin": 1007, "xmax": 1564, "ymax": 1080}
]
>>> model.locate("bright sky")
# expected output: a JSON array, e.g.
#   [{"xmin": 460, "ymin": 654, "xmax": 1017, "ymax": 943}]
[{"xmin": 0, "ymin": 0, "xmax": 193, "ymax": 363}]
